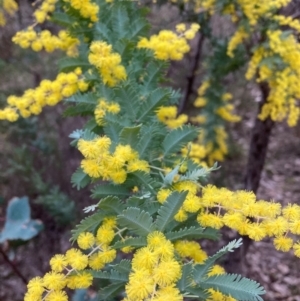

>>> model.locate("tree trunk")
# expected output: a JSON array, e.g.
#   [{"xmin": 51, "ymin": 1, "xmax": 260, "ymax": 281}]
[{"xmin": 224, "ymin": 83, "xmax": 275, "ymax": 273}]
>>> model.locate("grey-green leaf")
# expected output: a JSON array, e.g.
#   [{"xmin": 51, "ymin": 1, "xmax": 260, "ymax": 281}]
[
  {"xmin": 117, "ymin": 207, "xmax": 155, "ymax": 236},
  {"xmin": 193, "ymin": 239, "xmax": 243, "ymax": 282},
  {"xmin": 201, "ymin": 274, "xmax": 265, "ymax": 301},
  {"xmin": 119, "ymin": 125, "xmax": 141, "ymax": 148},
  {"xmin": 155, "ymin": 191, "xmax": 188, "ymax": 231},
  {"xmin": 70, "ymin": 212, "xmax": 106, "ymax": 242},
  {"xmin": 162, "ymin": 125, "xmax": 199, "ymax": 158},
  {"xmin": 0, "ymin": 197, "xmax": 43, "ymax": 242}
]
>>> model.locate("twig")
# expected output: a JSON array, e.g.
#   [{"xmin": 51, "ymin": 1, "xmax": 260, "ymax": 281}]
[
  {"xmin": 0, "ymin": 246, "xmax": 28, "ymax": 285},
  {"xmin": 178, "ymin": 32, "xmax": 205, "ymax": 114}
]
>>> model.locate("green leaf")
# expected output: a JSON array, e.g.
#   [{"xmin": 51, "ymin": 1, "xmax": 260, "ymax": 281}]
[
  {"xmin": 177, "ymin": 263, "xmax": 193, "ymax": 292},
  {"xmin": 66, "ymin": 92, "xmax": 98, "ymax": 105},
  {"xmin": 89, "ymin": 270, "xmax": 128, "ymax": 282},
  {"xmin": 97, "ymin": 196, "xmax": 125, "ymax": 214},
  {"xmin": 140, "ymin": 61, "xmax": 165, "ymax": 91},
  {"xmin": 63, "ymin": 103, "xmax": 95, "ymax": 117},
  {"xmin": 98, "ymin": 282, "xmax": 124, "ymax": 301},
  {"xmin": 200, "ymin": 274, "xmax": 265, "ymax": 301},
  {"xmin": 104, "ymin": 122, "xmax": 122, "ymax": 143},
  {"xmin": 117, "ymin": 207, "xmax": 155, "ymax": 236},
  {"xmin": 185, "ymin": 287, "xmax": 210, "ymax": 300},
  {"xmin": 179, "ymin": 163, "xmax": 219, "ymax": 182},
  {"xmin": 115, "ymin": 84, "xmax": 139, "ymax": 120},
  {"xmin": 162, "ymin": 125, "xmax": 199, "ymax": 158},
  {"xmin": 110, "ymin": 260, "xmax": 132, "ymax": 275},
  {"xmin": 193, "ymin": 239, "xmax": 243, "ymax": 282},
  {"xmin": 94, "ymin": 23, "xmax": 110, "ymax": 41},
  {"xmin": 113, "ymin": 236, "xmax": 147, "ymax": 249},
  {"xmin": 71, "ymin": 168, "xmax": 91, "ymax": 190},
  {"xmin": 137, "ymin": 88, "xmax": 170, "ymax": 122},
  {"xmin": 70, "ymin": 212, "xmax": 106, "ymax": 242},
  {"xmin": 136, "ymin": 123, "xmax": 165, "ymax": 159},
  {"xmin": 200, "ymin": 227, "xmax": 220, "ymax": 241},
  {"xmin": 165, "ymin": 226, "xmax": 207, "ymax": 241},
  {"xmin": 91, "ymin": 184, "xmax": 131, "ymax": 199},
  {"xmin": 0, "ymin": 197, "xmax": 43, "ymax": 242},
  {"xmin": 163, "ymin": 165, "xmax": 180, "ymax": 186},
  {"xmin": 51, "ymin": 12, "xmax": 75, "ymax": 27},
  {"xmin": 129, "ymin": 18, "xmax": 149, "ymax": 40},
  {"xmin": 127, "ymin": 171, "xmax": 160, "ymax": 195},
  {"xmin": 155, "ymin": 191, "xmax": 188, "ymax": 231},
  {"xmin": 58, "ymin": 57, "xmax": 90, "ymax": 73},
  {"xmin": 111, "ymin": 3, "xmax": 130, "ymax": 39},
  {"xmin": 119, "ymin": 125, "xmax": 141, "ymax": 148}
]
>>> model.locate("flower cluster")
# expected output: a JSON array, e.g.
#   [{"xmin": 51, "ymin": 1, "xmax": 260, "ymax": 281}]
[
  {"xmin": 157, "ymin": 180, "xmax": 202, "ymax": 222},
  {"xmin": 197, "ymin": 185, "xmax": 300, "ymax": 256},
  {"xmin": 0, "ymin": 68, "xmax": 88, "ymax": 122},
  {"xmin": 88, "ymin": 41, "xmax": 127, "ymax": 87},
  {"xmin": 124, "ymin": 232, "xmax": 182, "ymax": 301},
  {"xmin": 24, "ymin": 218, "xmax": 117, "ymax": 301},
  {"xmin": 12, "ymin": 28, "xmax": 79, "ymax": 56},
  {"xmin": 227, "ymin": 27, "xmax": 249, "ymax": 58},
  {"xmin": 174, "ymin": 240, "xmax": 208, "ymax": 263},
  {"xmin": 137, "ymin": 23, "xmax": 200, "ymax": 60},
  {"xmin": 181, "ymin": 142, "xmax": 207, "ymax": 166},
  {"xmin": 273, "ymin": 15, "xmax": 300, "ymax": 33},
  {"xmin": 192, "ymin": 80, "xmax": 239, "ymax": 165},
  {"xmin": 0, "ymin": 0, "xmax": 18, "ymax": 26},
  {"xmin": 211, "ymin": 0, "xmax": 291, "ymax": 27},
  {"xmin": 216, "ymin": 93, "xmax": 241, "ymax": 123},
  {"xmin": 202, "ymin": 0, "xmax": 300, "ymax": 127},
  {"xmin": 33, "ymin": 0, "xmax": 57, "ymax": 24},
  {"xmin": 94, "ymin": 98, "xmax": 121, "ymax": 125},
  {"xmin": 246, "ymin": 29, "xmax": 300, "ymax": 126},
  {"xmin": 156, "ymin": 106, "xmax": 188, "ymax": 129},
  {"xmin": 78, "ymin": 136, "xmax": 150, "ymax": 183},
  {"xmin": 63, "ymin": 0, "xmax": 99, "ymax": 22}
]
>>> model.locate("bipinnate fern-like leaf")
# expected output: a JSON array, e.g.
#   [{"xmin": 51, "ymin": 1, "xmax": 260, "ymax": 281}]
[
  {"xmin": 115, "ymin": 83, "xmax": 140, "ymax": 119},
  {"xmin": 177, "ymin": 263, "xmax": 193, "ymax": 292},
  {"xmin": 89, "ymin": 270, "xmax": 128, "ymax": 282},
  {"xmin": 162, "ymin": 125, "xmax": 199, "ymax": 158},
  {"xmin": 165, "ymin": 226, "xmax": 208, "ymax": 241},
  {"xmin": 119, "ymin": 125, "xmax": 142, "ymax": 148},
  {"xmin": 200, "ymin": 274, "xmax": 265, "ymax": 301},
  {"xmin": 70, "ymin": 212, "xmax": 106, "ymax": 242},
  {"xmin": 113, "ymin": 236, "xmax": 147, "ymax": 249},
  {"xmin": 66, "ymin": 92, "xmax": 98, "ymax": 104},
  {"xmin": 64, "ymin": 103, "xmax": 95, "ymax": 117},
  {"xmin": 127, "ymin": 171, "xmax": 160, "ymax": 195},
  {"xmin": 91, "ymin": 184, "xmax": 131, "ymax": 199},
  {"xmin": 163, "ymin": 165, "xmax": 180, "ymax": 187},
  {"xmin": 155, "ymin": 191, "xmax": 188, "ymax": 231},
  {"xmin": 117, "ymin": 207, "xmax": 155, "ymax": 236},
  {"xmin": 137, "ymin": 88, "xmax": 171, "ymax": 122},
  {"xmin": 71, "ymin": 168, "xmax": 90, "ymax": 190},
  {"xmin": 104, "ymin": 121, "xmax": 123, "ymax": 143},
  {"xmin": 136, "ymin": 123, "xmax": 165, "ymax": 159},
  {"xmin": 179, "ymin": 162, "xmax": 219, "ymax": 182},
  {"xmin": 111, "ymin": 2, "xmax": 130, "ymax": 39},
  {"xmin": 98, "ymin": 282, "xmax": 125, "ymax": 301},
  {"xmin": 96, "ymin": 196, "xmax": 125, "ymax": 214},
  {"xmin": 111, "ymin": 259, "xmax": 132, "ymax": 274},
  {"xmin": 193, "ymin": 239, "xmax": 243, "ymax": 282},
  {"xmin": 58, "ymin": 57, "xmax": 91, "ymax": 73}
]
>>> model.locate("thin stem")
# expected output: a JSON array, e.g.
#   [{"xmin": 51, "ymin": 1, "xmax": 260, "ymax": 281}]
[
  {"xmin": 0, "ymin": 247, "xmax": 27, "ymax": 285},
  {"xmin": 149, "ymin": 165, "xmax": 166, "ymax": 172}
]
